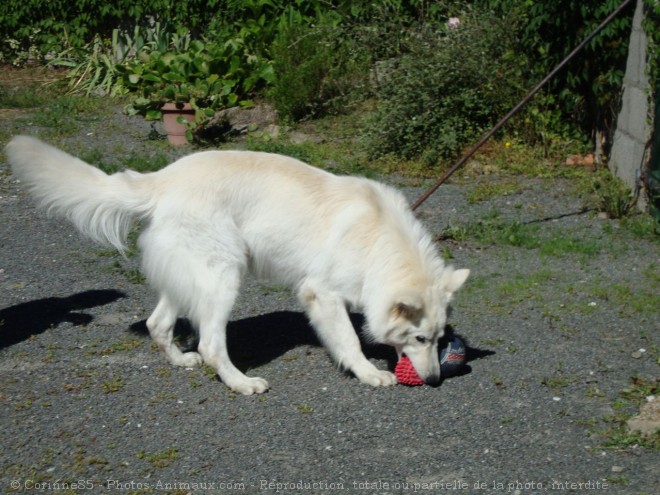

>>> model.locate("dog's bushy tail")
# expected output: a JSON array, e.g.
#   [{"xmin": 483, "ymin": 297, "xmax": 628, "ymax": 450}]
[{"xmin": 6, "ymin": 136, "xmax": 153, "ymax": 254}]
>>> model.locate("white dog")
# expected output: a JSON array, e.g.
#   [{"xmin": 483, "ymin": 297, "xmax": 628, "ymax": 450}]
[{"xmin": 6, "ymin": 136, "xmax": 469, "ymax": 394}]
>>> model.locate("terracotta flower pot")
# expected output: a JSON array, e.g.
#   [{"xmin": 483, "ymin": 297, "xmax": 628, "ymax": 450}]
[{"xmin": 161, "ymin": 102, "xmax": 195, "ymax": 146}]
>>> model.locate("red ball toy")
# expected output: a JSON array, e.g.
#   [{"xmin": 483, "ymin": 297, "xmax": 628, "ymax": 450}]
[
  {"xmin": 394, "ymin": 356, "xmax": 425, "ymax": 386},
  {"xmin": 395, "ymin": 335, "xmax": 466, "ymax": 386}
]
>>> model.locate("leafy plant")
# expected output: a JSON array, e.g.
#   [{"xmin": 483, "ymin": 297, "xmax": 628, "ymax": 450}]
[
  {"xmin": 120, "ymin": 37, "xmax": 274, "ymax": 125},
  {"xmin": 119, "ymin": 34, "xmax": 272, "ymax": 122},
  {"xmin": 50, "ymin": 34, "xmax": 126, "ymax": 96},
  {"xmin": 50, "ymin": 22, "xmax": 191, "ymax": 96}
]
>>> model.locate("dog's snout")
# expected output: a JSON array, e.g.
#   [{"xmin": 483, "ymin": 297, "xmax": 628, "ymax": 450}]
[{"xmin": 425, "ymin": 374, "xmax": 441, "ymax": 386}]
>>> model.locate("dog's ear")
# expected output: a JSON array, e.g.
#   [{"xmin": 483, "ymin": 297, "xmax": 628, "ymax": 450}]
[
  {"xmin": 390, "ymin": 292, "xmax": 424, "ymax": 321},
  {"xmin": 442, "ymin": 268, "xmax": 470, "ymax": 294}
]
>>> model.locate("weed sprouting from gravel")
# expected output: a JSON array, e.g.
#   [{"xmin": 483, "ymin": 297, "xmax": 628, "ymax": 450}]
[
  {"xmin": 102, "ymin": 374, "xmax": 125, "ymax": 393},
  {"xmin": 584, "ymin": 375, "xmax": 660, "ymax": 452},
  {"xmin": 137, "ymin": 447, "xmax": 180, "ymax": 468},
  {"xmin": 297, "ymin": 404, "xmax": 314, "ymax": 414}
]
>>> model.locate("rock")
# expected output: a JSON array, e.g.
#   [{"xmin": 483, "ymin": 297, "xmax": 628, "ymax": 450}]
[
  {"xmin": 565, "ymin": 154, "xmax": 595, "ymax": 167},
  {"xmin": 626, "ymin": 397, "xmax": 660, "ymax": 436},
  {"xmin": 199, "ymin": 104, "xmax": 278, "ymax": 140},
  {"xmin": 289, "ymin": 131, "xmax": 323, "ymax": 145},
  {"xmin": 262, "ymin": 124, "xmax": 280, "ymax": 139}
]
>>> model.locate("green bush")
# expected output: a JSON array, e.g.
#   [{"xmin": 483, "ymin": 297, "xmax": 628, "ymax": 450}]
[
  {"xmin": 364, "ymin": 12, "xmax": 526, "ymax": 163},
  {"xmin": 268, "ymin": 19, "xmax": 370, "ymax": 121}
]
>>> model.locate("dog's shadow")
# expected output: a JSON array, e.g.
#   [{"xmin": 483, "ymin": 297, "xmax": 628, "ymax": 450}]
[
  {"xmin": 1, "ymin": 290, "xmax": 494, "ymax": 380},
  {"xmin": 130, "ymin": 313, "xmax": 494, "ymax": 376},
  {"xmin": 130, "ymin": 311, "xmax": 367, "ymax": 370},
  {"xmin": 0, "ymin": 290, "xmax": 126, "ymax": 349}
]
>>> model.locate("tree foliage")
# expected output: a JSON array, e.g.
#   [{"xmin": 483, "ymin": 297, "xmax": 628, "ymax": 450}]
[
  {"xmin": 477, "ymin": 0, "xmax": 635, "ymax": 147},
  {"xmin": 0, "ymin": 0, "xmax": 650, "ymax": 161}
]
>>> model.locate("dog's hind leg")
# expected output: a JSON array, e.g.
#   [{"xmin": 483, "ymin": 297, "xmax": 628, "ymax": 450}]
[
  {"xmin": 147, "ymin": 295, "xmax": 203, "ymax": 367},
  {"xmin": 299, "ymin": 282, "xmax": 398, "ymax": 387},
  {"xmin": 142, "ymin": 220, "xmax": 267, "ymax": 394},
  {"xmin": 194, "ymin": 265, "xmax": 269, "ymax": 395}
]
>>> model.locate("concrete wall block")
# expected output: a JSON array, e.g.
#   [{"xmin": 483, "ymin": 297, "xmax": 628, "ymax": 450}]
[
  {"xmin": 627, "ymin": 86, "xmax": 650, "ymax": 138},
  {"xmin": 609, "ymin": 0, "xmax": 652, "ymax": 209},
  {"xmin": 624, "ymin": 37, "xmax": 644, "ymax": 85},
  {"xmin": 610, "ymin": 136, "xmax": 643, "ymax": 190}
]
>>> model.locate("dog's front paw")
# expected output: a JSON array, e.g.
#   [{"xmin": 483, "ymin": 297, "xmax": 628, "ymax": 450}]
[
  {"xmin": 228, "ymin": 376, "xmax": 270, "ymax": 395},
  {"xmin": 356, "ymin": 368, "xmax": 398, "ymax": 387}
]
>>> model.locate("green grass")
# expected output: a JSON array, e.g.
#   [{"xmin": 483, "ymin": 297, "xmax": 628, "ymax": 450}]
[
  {"xmin": 0, "ymin": 83, "xmax": 54, "ymax": 109},
  {"xmin": 540, "ymin": 372, "xmax": 578, "ymax": 394},
  {"xmin": 0, "ymin": 69, "xmax": 65, "ymax": 110},
  {"xmin": 458, "ymin": 137, "xmax": 590, "ymax": 179},
  {"xmin": 97, "ymin": 228, "xmax": 145, "ymax": 283},
  {"xmin": 467, "ymin": 178, "xmax": 524, "ymax": 204},
  {"xmin": 580, "ymin": 169, "xmax": 635, "ymax": 219},
  {"xmin": 245, "ymin": 130, "xmax": 371, "ymax": 176},
  {"xmin": 618, "ymin": 375, "xmax": 659, "ymax": 404},
  {"xmin": 589, "ymin": 280, "xmax": 659, "ymax": 315},
  {"xmin": 25, "ymin": 94, "xmax": 112, "ymax": 137},
  {"xmin": 120, "ymin": 151, "xmax": 170, "ymax": 173},
  {"xmin": 108, "ymin": 260, "xmax": 145, "ymax": 284},
  {"xmin": 620, "ymin": 215, "xmax": 660, "ymax": 241},
  {"xmin": 440, "ymin": 217, "xmax": 604, "ymax": 257},
  {"xmin": 88, "ymin": 338, "xmax": 142, "ymax": 356},
  {"xmin": 642, "ymin": 262, "xmax": 660, "ymax": 284},
  {"xmin": 79, "ymin": 148, "xmax": 120, "ymax": 174},
  {"xmin": 493, "ymin": 269, "xmax": 554, "ymax": 302},
  {"xmin": 0, "ymin": 77, "xmax": 119, "ymax": 143},
  {"xmin": 538, "ymin": 236, "xmax": 602, "ymax": 257},
  {"xmin": 201, "ymin": 364, "xmax": 217, "ymax": 380}
]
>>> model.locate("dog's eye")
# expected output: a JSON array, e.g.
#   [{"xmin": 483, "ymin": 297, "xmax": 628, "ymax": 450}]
[{"xmin": 415, "ymin": 336, "xmax": 427, "ymax": 344}]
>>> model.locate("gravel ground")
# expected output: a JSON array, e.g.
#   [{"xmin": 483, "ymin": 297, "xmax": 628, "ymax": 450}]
[{"xmin": 0, "ymin": 106, "xmax": 658, "ymax": 494}]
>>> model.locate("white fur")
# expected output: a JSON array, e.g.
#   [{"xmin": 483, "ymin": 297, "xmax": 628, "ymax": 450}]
[{"xmin": 6, "ymin": 136, "xmax": 469, "ymax": 394}]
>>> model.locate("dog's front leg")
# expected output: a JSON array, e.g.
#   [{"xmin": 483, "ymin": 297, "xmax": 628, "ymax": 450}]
[{"xmin": 299, "ymin": 283, "xmax": 397, "ymax": 387}]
